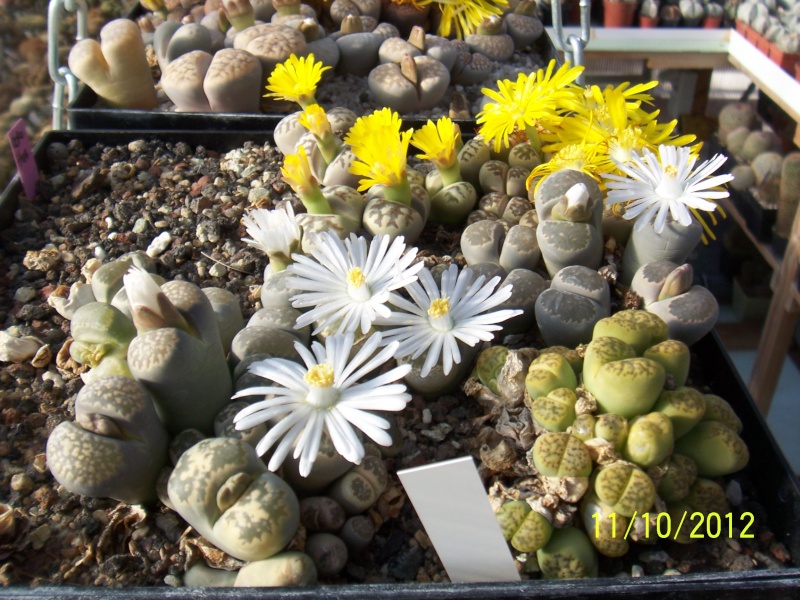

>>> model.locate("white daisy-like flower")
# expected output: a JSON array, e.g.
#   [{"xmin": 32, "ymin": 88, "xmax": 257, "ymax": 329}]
[
  {"xmin": 233, "ymin": 332, "xmax": 412, "ymax": 476},
  {"xmin": 287, "ymin": 232, "xmax": 424, "ymax": 336},
  {"xmin": 603, "ymin": 144, "xmax": 733, "ymax": 233},
  {"xmin": 241, "ymin": 204, "xmax": 302, "ymax": 264},
  {"xmin": 377, "ymin": 264, "xmax": 522, "ymax": 378}
]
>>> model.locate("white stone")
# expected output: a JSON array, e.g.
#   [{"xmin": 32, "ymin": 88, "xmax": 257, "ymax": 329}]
[
  {"xmin": 146, "ymin": 231, "xmax": 173, "ymax": 257},
  {"xmin": 0, "ymin": 331, "xmax": 41, "ymax": 363}
]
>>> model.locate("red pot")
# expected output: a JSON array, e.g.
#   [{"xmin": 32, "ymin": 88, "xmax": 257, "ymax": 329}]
[
  {"xmin": 702, "ymin": 16, "xmax": 723, "ymax": 29},
  {"xmin": 768, "ymin": 42, "xmax": 800, "ymax": 74},
  {"xmin": 603, "ymin": 1, "xmax": 637, "ymax": 27},
  {"xmin": 639, "ymin": 15, "xmax": 659, "ymax": 28}
]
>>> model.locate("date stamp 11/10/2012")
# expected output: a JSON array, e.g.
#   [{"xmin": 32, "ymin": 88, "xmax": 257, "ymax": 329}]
[{"xmin": 590, "ymin": 511, "xmax": 756, "ymax": 541}]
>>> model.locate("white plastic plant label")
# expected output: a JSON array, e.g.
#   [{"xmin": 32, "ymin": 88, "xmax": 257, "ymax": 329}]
[{"xmin": 397, "ymin": 456, "xmax": 521, "ymax": 583}]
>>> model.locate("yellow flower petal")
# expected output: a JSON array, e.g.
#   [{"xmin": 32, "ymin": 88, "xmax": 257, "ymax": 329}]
[{"xmin": 264, "ymin": 53, "xmax": 330, "ymax": 107}]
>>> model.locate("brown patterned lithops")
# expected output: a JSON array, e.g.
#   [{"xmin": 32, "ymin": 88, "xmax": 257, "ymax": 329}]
[
  {"xmin": 592, "ymin": 461, "xmax": 656, "ymax": 517},
  {"xmin": 532, "ymin": 433, "xmax": 592, "ymax": 478},
  {"xmin": 326, "ymin": 450, "xmax": 388, "ymax": 514},
  {"xmin": 536, "ymin": 526, "xmax": 598, "ymax": 579},
  {"xmin": 496, "ymin": 500, "xmax": 553, "ymax": 552},
  {"xmin": 368, "ymin": 55, "xmax": 450, "ymax": 114},
  {"xmin": 630, "ymin": 261, "xmax": 718, "ymax": 345},
  {"xmin": 535, "ymin": 265, "xmax": 611, "ymax": 348},
  {"xmin": 203, "ymin": 48, "xmax": 263, "ymax": 113},
  {"xmin": 46, "ymin": 376, "xmax": 169, "ymax": 504},
  {"xmin": 167, "ymin": 437, "xmax": 300, "ymax": 562}
]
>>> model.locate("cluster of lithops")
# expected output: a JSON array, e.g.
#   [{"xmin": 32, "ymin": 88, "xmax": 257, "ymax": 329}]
[
  {"xmin": 71, "ymin": 0, "xmax": 548, "ymax": 116},
  {"xmin": 737, "ymin": 0, "xmax": 800, "ymax": 58},
  {"xmin": 716, "ymin": 100, "xmax": 800, "ymax": 240},
  {"xmin": 473, "ymin": 308, "xmax": 750, "ymax": 577}
]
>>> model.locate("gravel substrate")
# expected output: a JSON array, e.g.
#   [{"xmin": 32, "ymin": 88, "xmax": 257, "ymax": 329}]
[{"xmin": 0, "ymin": 134, "xmax": 794, "ymax": 590}]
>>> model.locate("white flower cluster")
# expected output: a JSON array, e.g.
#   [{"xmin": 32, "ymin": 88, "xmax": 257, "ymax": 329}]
[{"xmin": 233, "ymin": 230, "xmax": 521, "ymax": 476}]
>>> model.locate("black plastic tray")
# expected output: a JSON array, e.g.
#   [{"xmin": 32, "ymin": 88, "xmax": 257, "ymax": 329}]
[
  {"xmin": 1, "ymin": 130, "xmax": 800, "ymax": 598},
  {"xmin": 63, "ymin": 13, "xmax": 561, "ymax": 131}
]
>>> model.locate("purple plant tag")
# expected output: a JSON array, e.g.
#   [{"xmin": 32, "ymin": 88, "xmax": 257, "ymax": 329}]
[{"xmin": 7, "ymin": 119, "xmax": 38, "ymax": 199}]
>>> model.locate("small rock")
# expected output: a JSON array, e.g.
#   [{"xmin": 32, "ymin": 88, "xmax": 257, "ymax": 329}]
[
  {"xmin": 11, "ymin": 473, "xmax": 34, "ymax": 494},
  {"xmin": 146, "ymin": 231, "xmax": 173, "ymax": 257},
  {"xmin": 14, "ymin": 287, "xmax": 37, "ymax": 303},
  {"xmin": 209, "ymin": 263, "xmax": 228, "ymax": 278}
]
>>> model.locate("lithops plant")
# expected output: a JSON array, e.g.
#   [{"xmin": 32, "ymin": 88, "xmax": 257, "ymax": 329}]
[
  {"xmin": 46, "ymin": 376, "xmax": 169, "ymax": 504},
  {"xmin": 68, "ymin": 301, "xmax": 136, "ymax": 382},
  {"xmin": 525, "ymin": 352, "xmax": 578, "ymax": 402},
  {"xmin": 535, "ymin": 265, "xmax": 611, "ymax": 348},
  {"xmin": 534, "ymin": 171, "xmax": 604, "ymax": 277},
  {"xmin": 623, "ymin": 412, "xmax": 674, "ymax": 468},
  {"xmin": 68, "ymin": 18, "xmax": 158, "ymax": 110},
  {"xmin": 168, "ymin": 437, "xmax": 300, "ymax": 562},
  {"xmin": 326, "ymin": 447, "xmax": 389, "ymax": 514},
  {"xmin": 629, "ymin": 261, "xmax": 719, "ymax": 346},
  {"xmin": 536, "ymin": 526, "xmax": 599, "ymax": 579},
  {"xmin": 465, "ymin": 15, "xmax": 514, "ymax": 61},
  {"xmin": 153, "ymin": 22, "xmax": 215, "ymax": 71},
  {"xmin": 658, "ymin": 453, "xmax": 698, "ymax": 502},
  {"xmin": 674, "ymin": 420, "xmax": 750, "ymax": 477},
  {"xmin": 233, "ymin": 22, "xmax": 308, "ymax": 83},
  {"xmin": 592, "ymin": 309, "xmax": 669, "ymax": 356},
  {"xmin": 333, "ymin": 15, "xmax": 384, "ymax": 76},
  {"xmin": 368, "ymin": 55, "xmax": 450, "ymax": 114},
  {"xmin": 582, "ymin": 336, "xmax": 666, "ymax": 419},
  {"xmin": 503, "ymin": 0, "xmax": 544, "ymax": 50},
  {"xmin": 473, "ymin": 345, "xmax": 540, "ymax": 406},
  {"xmin": 530, "ymin": 387, "xmax": 579, "ymax": 433},
  {"xmin": 532, "ymin": 432, "xmax": 593, "ymax": 502},
  {"xmin": 460, "ymin": 220, "xmax": 540, "ymax": 273},
  {"xmin": 184, "ymin": 552, "xmax": 317, "ymax": 587},
  {"xmin": 580, "ymin": 493, "xmax": 629, "ymax": 558},
  {"xmin": 161, "ymin": 48, "xmax": 263, "ymax": 113},
  {"xmin": 496, "ymin": 500, "xmax": 553, "ymax": 552},
  {"xmin": 679, "ymin": 0, "xmax": 705, "ymax": 25}
]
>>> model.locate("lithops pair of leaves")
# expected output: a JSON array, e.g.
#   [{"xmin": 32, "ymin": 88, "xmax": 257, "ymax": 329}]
[
  {"xmin": 461, "ymin": 220, "xmax": 540, "ymax": 273},
  {"xmin": 496, "ymin": 500, "xmax": 553, "ymax": 553},
  {"xmin": 331, "ymin": 15, "xmax": 386, "ymax": 76},
  {"xmin": 161, "ymin": 48, "xmax": 263, "ymax": 113},
  {"xmin": 362, "ymin": 171, "xmax": 430, "ymax": 244},
  {"xmin": 228, "ymin": 304, "xmax": 306, "ymax": 370},
  {"xmin": 534, "ymin": 171, "xmax": 604, "ymax": 277},
  {"xmin": 582, "ymin": 336, "xmax": 666, "ymax": 419},
  {"xmin": 592, "ymin": 309, "xmax": 669, "ymax": 356},
  {"xmin": 503, "ymin": 0, "xmax": 545, "ymax": 50},
  {"xmin": 464, "ymin": 15, "xmax": 515, "ymax": 61},
  {"xmin": 68, "ymin": 19, "xmax": 158, "ymax": 110},
  {"xmin": 368, "ymin": 54, "xmax": 451, "ymax": 114},
  {"xmin": 168, "ymin": 437, "xmax": 300, "ymax": 562},
  {"xmin": 620, "ymin": 215, "xmax": 703, "ymax": 286},
  {"xmin": 535, "ymin": 265, "xmax": 611, "ymax": 348},
  {"xmin": 537, "ymin": 526, "xmax": 598, "ymax": 579},
  {"xmin": 232, "ymin": 23, "xmax": 309, "ymax": 81},
  {"xmin": 47, "ymin": 376, "xmax": 169, "ymax": 505},
  {"xmin": 183, "ymin": 552, "xmax": 317, "ymax": 587},
  {"xmin": 378, "ymin": 26, "xmax": 458, "ymax": 69},
  {"xmin": 473, "ymin": 345, "xmax": 540, "ymax": 407},
  {"xmin": 571, "ymin": 413, "xmax": 628, "ymax": 453},
  {"xmin": 466, "ymin": 189, "xmax": 535, "ymax": 231},
  {"xmin": 630, "ymin": 261, "xmax": 719, "ymax": 346},
  {"xmin": 525, "ymin": 352, "xmax": 579, "ymax": 403},
  {"xmin": 153, "ymin": 21, "xmax": 222, "ymax": 71},
  {"xmin": 531, "ymin": 432, "xmax": 592, "ymax": 502}
]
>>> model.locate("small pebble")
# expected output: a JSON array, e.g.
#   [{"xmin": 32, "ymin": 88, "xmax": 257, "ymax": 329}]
[
  {"xmin": 14, "ymin": 287, "xmax": 37, "ymax": 303},
  {"xmin": 421, "ymin": 408, "xmax": 432, "ymax": 425},
  {"xmin": 133, "ymin": 218, "xmax": 149, "ymax": 234},
  {"xmin": 726, "ymin": 480, "xmax": 743, "ymax": 506},
  {"xmin": 209, "ymin": 263, "xmax": 228, "ymax": 278},
  {"xmin": 11, "ymin": 473, "xmax": 34, "ymax": 494},
  {"xmin": 146, "ymin": 231, "xmax": 173, "ymax": 258},
  {"xmin": 631, "ymin": 564, "xmax": 644, "ymax": 578}
]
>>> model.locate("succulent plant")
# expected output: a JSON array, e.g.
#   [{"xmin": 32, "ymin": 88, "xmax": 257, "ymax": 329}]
[
  {"xmin": 525, "ymin": 352, "xmax": 579, "ymax": 402},
  {"xmin": 531, "ymin": 387, "xmax": 579, "ymax": 433},
  {"xmin": 183, "ymin": 552, "xmax": 317, "ymax": 587},
  {"xmin": 46, "ymin": 376, "xmax": 169, "ymax": 504},
  {"xmin": 653, "ymin": 387, "xmax": 706, "ymax": 439},
  {"xmin": 503, "ymin": 0, "xmax": 545, "ymax": 50},
  {"xmin": 581, "ymin": 493, "xmax": 629, "ymax": 558},
  {"xmin": 740, "ymin": 129, "xmax": 782, "ymax": 163},
  {"xmin": 460, "ymin": 220, "xmax": 541, "ymax": 273},
  {"xmin": 326, "ymin": 448, "xmax": 389, "ymax": 514},
  {"xmin": 622, "ymin": 412, "xmax": 674, "ymax": 468},
  {"xmin": 717, "ymin": 102, "xmax": 758, "ymax": 146},
  {"xmin": 592, "ymin": 309, "xmax": 669, "ymax": 356},
  {"xmin": 496, "ymin": 500, "xmax": 554, "ymax": 552},
  {"xmin": 702, "ymin": 394, "xmax": 743, "ymax": 433},
  {"xmin": 368, "ymin": 55, "xmax": 451, "ymax": 114},
  {"xmin": 465, "ymin": 15, "xmax": 515, "ymax": 61},
  {"xmin": 534, "ymin": 171, "xmax": 604, "ymax": 277},
  {"xmin": 621, "ymin": 217, "xmax": 703, "ymax": 286},
  {"xmin": 673, "ymin": 420, "xmax": 750, "ymax": 477},
  {"xmin": 68, "ymin": 19, "xmax": 158, "ymax": 110},
  {"xmin": 535, "ymin": 265, "xmax": 611, "ymax": 348},
  {"xmin": 332, "ymin": 15, "xmax": 384, "ymax": 76},
  {"xmin": 657, "ymin": 453, "xmax": 698, "ymax": 502},
  {"xmin": 536, "ymin": 526, "xmax": 599, "ymax": 579},
  {"xmin": 642, "ymin": 339, "xmax": 691, "ymax": 388},
  {"xmin": 168, "ymin": 437, "xmax": 300, "ymax": 562}
]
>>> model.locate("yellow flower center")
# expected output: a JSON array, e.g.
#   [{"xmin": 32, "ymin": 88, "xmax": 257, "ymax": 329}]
[
  {"xmin": 428, "ymin": 297, "xmax": 451, "ymax": 319},
  {"xmin": 305, "ymin": 363, "xmax": 335, "ymax": 388},
  {"xmin": 664, "ymin": 165, "xmax": 678, "ymax": 177},
  {"xmin": 347, "ymin": 267, "xmax": 366, "ymax": 288}
]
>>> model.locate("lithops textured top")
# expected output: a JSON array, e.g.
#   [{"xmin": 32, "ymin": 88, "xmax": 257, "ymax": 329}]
[
  {"xmin": 536, "ymin": 527, "xmax": 598, "ymax": 579},
  {"xmin": 532, "ymin": 432, "xmax": 592, "ymax": 478},
  {"xmin": 203, "ymin": 48, "xmax": 263, "ymax": 113},
  {"xmin": 592, "ymin": 462, "xmax": 656, "ymax": 517},
  {"xmin": 46, "ymin": 376, "xmax": 169, "ymax": 505},
  {"xmin": 368, "ymin": 55, "xmax": 450, "ymax": 114},
  {"xmin": 535, "ymin": 265, "xmax": 611, "ymax": 348},
  {"xmin": 168, "ymin": 437, "xmax": 300, "ymax": 561}
]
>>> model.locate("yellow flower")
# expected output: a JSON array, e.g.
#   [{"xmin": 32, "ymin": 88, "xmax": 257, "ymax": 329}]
[
  {"xmin": 344, "ymin": 109, "xmax": 412, "ymax": 196},
  {"xmin": 264, "ymin": 53, "xmax": 330, "ymax": 108},
  {"xmin": 476, "ymin": 60, "xmax": 584, "ymax": 153},
  {"xmin": 416, "ymin": 0, "xmax": 508, "ymax": 39},
  {"xmin": 526, "ymin": 143, "xmax": 606, "ymax": 193},
  {"xmin": 410, "ymin": 117, "xmax": 461, "ymax": 169},
  {"xmin": 298, "ymin": 103, "xmax": 331, "ymax": 139},
  {"xmin": 281, "ymin": 145, "xmax": 316, "ymax": 196}
]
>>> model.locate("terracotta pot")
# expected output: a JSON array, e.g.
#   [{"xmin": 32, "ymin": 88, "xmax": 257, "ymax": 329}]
[
  {"xmin": 603, "ymin": 1, "xmax": 636, "ymax": 27},
  {"xmin": 702, "ymin": 16, "xmax": 723, "ymax": 28},
  {"xmin": 734, "ymin": 19, "xmax": 748, "ymax": 36},
  {"xmin": 756, "ymin": 35, "xmax": 771, "ymax": 56},
  {"xmin": 795, "ymin": 61, "xmax": 800, "ymax": 82},
  {"xmin": 639, "ymin": 15, "xmax": 659, "ymax": 28},
  {"xmin": 768, "ymin": 42, "xmax": 800, "ymax": 74}
]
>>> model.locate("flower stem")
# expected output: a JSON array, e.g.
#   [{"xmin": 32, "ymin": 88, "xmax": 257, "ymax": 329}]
[
  {"xmin": 317, "ymin": 133, "xmax": 342, "ymax": 166},
  {"xmin": 382, "ymin": 177, "xmax": 412, "ymax": 206},
  {"xmin": 524, "ymin": 123, "xmax": 542, "ymax": 157},
  {"xmin": 299, "ymin": 188, "xmax": 332, "ymax": 214},
  {"xmin": 437, "ymin": 161, "xmax": 462, "ymax": 188},
  {"xmin": 268, "ymin": 252, "xmax": 293, "ymax": 272}
]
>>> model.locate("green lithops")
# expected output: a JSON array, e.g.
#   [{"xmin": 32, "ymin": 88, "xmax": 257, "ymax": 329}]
[
  {"xmin": 702, "ymin": 394, "xmax": 743, "ymax": 434},
  {"xmin": 540, "ymin": 345, "xmax": 583, "ymax": 373},
  {"xmin": 167, "ymin": 437, "xmax": 300, "ymax": 562},
  {"xmin": 592, "ymin": 309, "xmax": 668, "ymax": 355},
  {"xmin": 684, "ymin": 478, "xmax": 729, "ymax": 515},
  {"xmin": 571, "ymin": 414, "xmax": 596, "ymax": 442},
  {"xmin": 496, "ymin": 500, "xmax": 554, "ymax": 552},
  {"xmin": 583, "ymin": 337, "xmax": 666, "ymax": 419},
  {"xmin": 537, "ymin": 526, "xmax": 598, "ymax": 579},
  {"xmin": 525, "ymin": 352, "xmax": 578, "ymax": 402},
  {"xmin": 666, "ymin": 501, "xmax": 695, "ymax": 544},
  {"xmin": 69, "ymin": 301, "xmax": 136, "ymax": 381},
  {"xmin": 592, "ymin": 462, "xmax": 656, "ymax": 517},
  {"xmin": 475, "ymin": 345, "xmax": 509, "ymax": 395},
  {"xmin": 674, "ymin": 420, "xmax": 749, "ymax": 477},
  {"xmin": 531, "ymin": 387, "xmax": 578, "ymax": 432},
  {"xmin": 623, "ymin": 412, "xmax": 674, "ymax": 468},
  {"xmin": 532, "ymin": 433, "xmax": 592, "ymax": 478},
  {"xmin": 657, "ymin": 454, "xmax": 698, "ymax": 503},
  {"xmin": 594, "ymin": 414, "xmax": 629, "ymax": 452},
  {"xmin": 581, "ymin": 493, "xmax": 629, "ymax": 558},
  {"xmin": 643, "ymin": 340, "xmax": 690, "ymax": 387},
  {"xmin": 46, "ymin": 376, "xmax": 169, "ymax": 505},
  {"xmin": 653, "ymin": 387, "xmax": 706, "ymax": 439}
]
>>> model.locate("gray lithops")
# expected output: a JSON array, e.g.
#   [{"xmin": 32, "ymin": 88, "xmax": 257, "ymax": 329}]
[
  {"xmin": 630, "ymin": 261, "xmax": 719, "ymax": 346},
  {"xmin": 461, "ymin": 220, "xmax": 540, "ymax": 272},
  {"xmin": 161, "ymin": 51, "xmax": 215, "ymax": 112},
  {"xmin": 184, "ymin": 552, "xmax": 317, "ymax": 587},
  {"xmin": 494, "ymin": 267, "xmax": 547, "ymax": 334},
  {"xmin": 168, "ymin": 437, "xmax": 300, "ymax": 561},
  {"xmin": 306, "ymin": 533, "xmax": 349, "ymax": 577},
  {"xmin": 451, "ymin": 50, "xmax": 494, "ymax": 85},
  {"xmin": 504, "ymin": 0, "xmax": 544, "ymax": 50},
  {"xmin": 535, "ymin": 265, "xmax": 611, "ymax": 348},
  {"xmin": 424, "ymin": 33, "xmax": 458, "ymax": 70},
  {"xmin": 378, "ymin": 36, "xmax": 422, "ymax": 64},
  {"xmin": 326, "ymin": 450, "xmax": 388, "ymax": 514},
  {"xmin": 334, "ymin": 19, "xmax": 383, "ymax": 76},
  {"xmin": 368, "ymin": 55, "xmax": 450, "ymax": 114},
  {"xmin": 127, "ymin": 280, "xmax": 233, "ymax": 435},
  {"xmin": 46, "ymin": 376, "xmax": 169, "ymax": 504},
  {"xmin": 534, "ymin": 171, "xmax": 604, "ymax": 277},
  {"xmin": 621, "ymin": 217, "xmax": 703, "ymax": 285},
  {"xmin": 458, "ymin": 135, "xmax": 492, "ymax": 190},
  {"xmin": 203, "ymin": 48, "xmax": 263, "ymax": 113},
  {"xmin": 202, "ymin": 287, "xmax": 246, "ymax": 354},
  {"xmin": 215, "ymin": 401, "xmax": 269, "ymax": 447},
  {"xmin": 465, "ymin": 16, "xmax": 515, "ymax": 62},
  {"xmin": 154, "ymin": 22, "xmax": 213, "ymax": 70},
  {"xmin": 245, "ymin": 25, "xmax": 308, "ymax": 76},
  {"xmin": 362, "ymin": 183, "xmax": 429, "ymax": 244}
]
